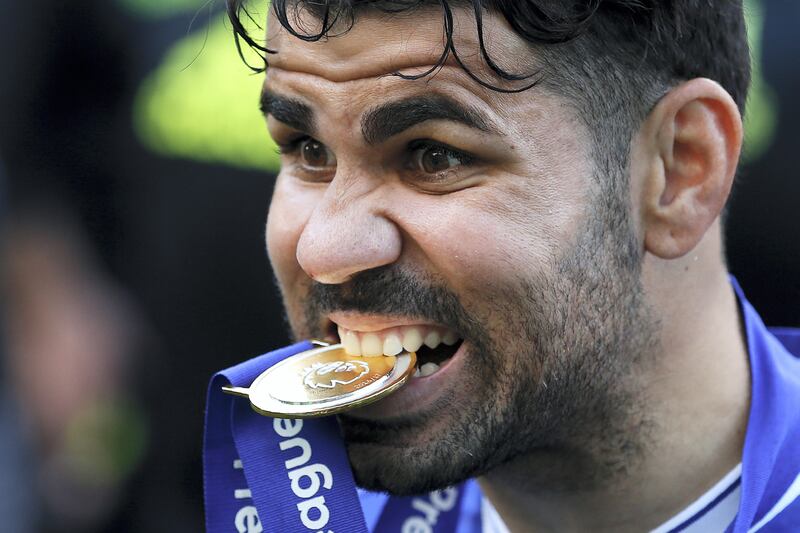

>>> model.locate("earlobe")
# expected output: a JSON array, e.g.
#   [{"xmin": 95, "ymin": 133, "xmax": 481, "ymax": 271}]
[{"xmin": 639, "ymin": 79, "xmax": 742, "ymax": 259}]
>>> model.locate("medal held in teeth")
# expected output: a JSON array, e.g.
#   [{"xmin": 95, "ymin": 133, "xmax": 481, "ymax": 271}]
[{"xmin": 222, "ymin": 342, "xmax": 417, "ymax": 418}]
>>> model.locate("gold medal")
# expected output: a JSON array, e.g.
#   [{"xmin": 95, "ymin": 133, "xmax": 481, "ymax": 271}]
[{"xmin": 222, "ymin": 342, "xmax": 417, "ymax": 418}]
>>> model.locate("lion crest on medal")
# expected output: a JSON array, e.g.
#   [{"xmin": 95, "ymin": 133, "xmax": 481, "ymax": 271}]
[{"xmin": 301, "ymin": 359, "xmax": 371, "ymax": 390}]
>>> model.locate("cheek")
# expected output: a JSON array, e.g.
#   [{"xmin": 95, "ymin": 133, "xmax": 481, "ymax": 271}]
[
  {"xmin": 266, "ymin": 178, "xmax": 316, "ymax": 286},
  {"xmin": 404, "ymin": 188, "xmax": 581, "ymax": 296},
  {"xmin": 266, "ymin": 179, "xmax": 324, "ymax": 336}
]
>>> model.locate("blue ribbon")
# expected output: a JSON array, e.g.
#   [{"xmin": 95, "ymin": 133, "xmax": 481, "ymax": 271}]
[
  {"xmin": 204, "ymin": 342, "xmax": 467, "ymax": 532},
  {"xmin": 376, "ymin": 489, "xmax": 465, "ymax": 532}
]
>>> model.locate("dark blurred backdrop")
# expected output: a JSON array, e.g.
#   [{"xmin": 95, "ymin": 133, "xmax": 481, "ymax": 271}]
[{"xmin": 0, "ymin": 0, "xmax": 796, "ymax": 531}]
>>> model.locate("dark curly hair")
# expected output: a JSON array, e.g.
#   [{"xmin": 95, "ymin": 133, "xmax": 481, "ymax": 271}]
[{"xmin": 226, "ymin": 0, "xmax": 750, "ymax": 175}]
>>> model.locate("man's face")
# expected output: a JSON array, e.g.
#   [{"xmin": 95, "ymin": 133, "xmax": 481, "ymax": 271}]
[{"xmin": 264, "ymin": 8, "xmax": 656, "ymax": 494}]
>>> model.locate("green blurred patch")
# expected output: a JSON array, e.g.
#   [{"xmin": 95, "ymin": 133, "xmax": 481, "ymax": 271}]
[
  {"xmin": 134, "ymin": 11, "xmax": 280, "ymax": 172},
  {"xmin": 63, "ymin": 399, "xmax": 148, "ymax": 486},
  {"xmin": 743, "ymin": 0, "xmax": 778, "ymax": 162}
]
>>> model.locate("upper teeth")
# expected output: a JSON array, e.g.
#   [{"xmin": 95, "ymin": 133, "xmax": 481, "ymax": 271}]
[
  {"xmin": 336, "ymin": 325, "xmax": 459, "ymax": 357},
  {"xmin": 442, "ymin": 330, "xmax": 458, "ymax": 345},
  {"xmin": 423, "ymin": 331, "xmax": 441, "ymax": 349}
]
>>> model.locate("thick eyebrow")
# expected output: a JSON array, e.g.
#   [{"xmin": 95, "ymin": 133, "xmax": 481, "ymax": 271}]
[
  {"xmin": 361, "ymin": 95, "xmax": 496, "ymax": 145},
  {"xmin": 260, "ymin": 90, "xmax": 315, "ymax": 134}
]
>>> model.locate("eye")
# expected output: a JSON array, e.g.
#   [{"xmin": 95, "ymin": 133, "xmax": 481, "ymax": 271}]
[
  {"xmin": 410, "ymin": 142, "xmax": 472, "ymax": 175},
  {"xmin": 298, "ymin": 138, "xmax": 336, "ymax": 168}
]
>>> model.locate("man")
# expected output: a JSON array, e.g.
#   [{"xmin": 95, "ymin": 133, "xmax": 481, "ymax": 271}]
[{"xmin": 222, "ymin": 0, "xmax": 800, "ymax": 530}]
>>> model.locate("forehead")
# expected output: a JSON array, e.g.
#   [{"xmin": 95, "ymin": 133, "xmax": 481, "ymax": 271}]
[
  {"xmin": 264, "ymin": 7, "xmax": 537, "ymax": 92},
  {"xmin": 260, "ymin": 7, "xmax": 577, "ymax": 146}
]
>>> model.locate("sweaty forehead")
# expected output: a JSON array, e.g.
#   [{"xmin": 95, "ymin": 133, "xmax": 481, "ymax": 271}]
[{"xmin": 264, "ymin": 6, "xmax": 534, "ymax": 84}]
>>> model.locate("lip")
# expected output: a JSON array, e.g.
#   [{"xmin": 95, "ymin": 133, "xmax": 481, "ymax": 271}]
[
  {"xmin": 344, "ymin": 339, "xmax": 469, "ymax": 420},
  {"xmin": 327, "ymin": 312, "xmax": 446, "ymax": 333}
]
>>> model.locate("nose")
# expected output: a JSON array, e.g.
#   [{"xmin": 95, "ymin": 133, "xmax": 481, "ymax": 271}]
[{"xmin": 296, "ymin": 181, "xmax": 402, "ymax": 284}]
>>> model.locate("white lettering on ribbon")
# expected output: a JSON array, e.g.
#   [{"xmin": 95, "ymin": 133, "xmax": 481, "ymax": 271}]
[
  {"xmin": 273, "ymin": 418, "xmax": 335, "ymax": 532},
  {"xmin": 235, "ymin": 505, "xmax": 263, "ymax": 533},
  {"xmin": 233, "ymin": 459, "xmax": 263, "ymax": 533},
  {"xmin": 402, "ymin": 487, "xmax": 459, "ymax": 533}
]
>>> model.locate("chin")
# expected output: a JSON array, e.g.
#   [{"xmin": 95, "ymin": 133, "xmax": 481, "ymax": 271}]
[
  {"xmin": 345, "ymin": 439, "xmax": 473, "ymax": 496},
  {"xmin": 338, "ymin": 407, "xmax": 491, "ymax": 495}
]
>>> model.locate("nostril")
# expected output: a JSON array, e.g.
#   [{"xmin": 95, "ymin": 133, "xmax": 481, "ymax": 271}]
[{"xmin": 307, "ymin": 270, "xmax": 354, "ymax": 285}]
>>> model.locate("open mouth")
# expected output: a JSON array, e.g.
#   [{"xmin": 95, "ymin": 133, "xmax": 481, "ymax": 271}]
[{"xmin": 328, "ymin": 322, "xmax": 463, "ymax": 378}]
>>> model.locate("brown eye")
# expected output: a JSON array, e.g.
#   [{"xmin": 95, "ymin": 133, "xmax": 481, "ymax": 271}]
[
  {"xmin": 299, "ymin": 138, "xmax": 335, "ymax": 168},
  {"xmin": 411, "ymin": 143, "xmax": 471, "ymax": 175},
  {"xmin": 421, "ymin": 147, "xmax": 453, "ymax": 173}
]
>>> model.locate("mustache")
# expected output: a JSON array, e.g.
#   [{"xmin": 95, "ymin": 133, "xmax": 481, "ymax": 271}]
[{"xmin": 303, "ymin": 266, "xmax": 473, "ymax": 333}]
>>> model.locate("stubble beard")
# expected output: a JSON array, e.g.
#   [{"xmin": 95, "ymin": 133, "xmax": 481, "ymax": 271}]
[{"xmin": 294, "ymin": 174, "xmax": 659, "ymax": 496}]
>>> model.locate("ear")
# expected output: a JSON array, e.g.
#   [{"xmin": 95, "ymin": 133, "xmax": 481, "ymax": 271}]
[{"xmin": 636, "ymin": 78, "xmax": 742, "ymax": 259}]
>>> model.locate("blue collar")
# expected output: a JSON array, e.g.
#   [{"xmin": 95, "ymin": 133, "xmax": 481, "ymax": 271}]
[{"xmin": 729, "ymin": 276, "xmax": 800, "ymax": 532}]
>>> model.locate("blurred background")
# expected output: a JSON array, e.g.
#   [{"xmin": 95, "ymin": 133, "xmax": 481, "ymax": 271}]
[{"xmin": 0, "ymin": 0, "xmax": 797, "ymax": 531}]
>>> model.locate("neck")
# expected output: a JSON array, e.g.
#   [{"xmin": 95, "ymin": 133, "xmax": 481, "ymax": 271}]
[{"xmin": 478, "ymin": 227, "xmax": 751, "ymax": 532}]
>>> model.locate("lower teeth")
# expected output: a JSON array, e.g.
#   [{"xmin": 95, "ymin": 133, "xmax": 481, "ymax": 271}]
[{"xmin": 415, "ymin": 361, "xmax": 440, "ymax": 378}]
